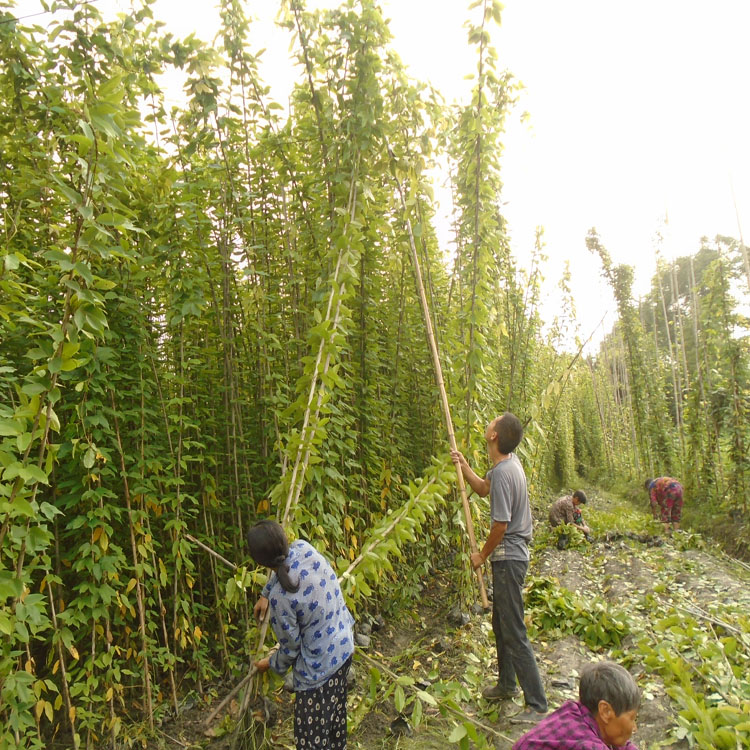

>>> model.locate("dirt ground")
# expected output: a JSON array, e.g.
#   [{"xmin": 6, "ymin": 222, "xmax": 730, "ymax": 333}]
[{"xmin": 151, "ymin": 493, "xmax": 750, "ymax": 750}]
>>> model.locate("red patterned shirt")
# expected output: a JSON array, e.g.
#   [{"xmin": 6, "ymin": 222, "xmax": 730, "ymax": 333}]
[{"xmin": 512, "ymin": 700, "xmax": 638, "ymax": 750}]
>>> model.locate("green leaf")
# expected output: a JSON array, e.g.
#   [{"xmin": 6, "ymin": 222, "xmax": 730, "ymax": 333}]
[
  {"xmin": 83, "ymin": 448, "xmax": 96, "ymax": 469},
  {"xmin": 40, "ymin": 502, "xmax": 63, "ymax": 520},
  {"xmin": 448, "ymin": 724, "xmax": 467, "ymax": 743},
  {"xmin": 27, "ymin": 526, "xmax": 52, "ymax": 553},
  {"xmin": 16, "ymin": 433, "xmax": 33, "ymax": 452},
  {"xmin": 3, "ymin": 253, "xmax": 20, "ymax": 271},
  {"xmin": 0, "ymin": 572, "xmax": 23, "ymax": 600},
  {"xmin": 416, "ymin": 689, "xmax": 437, "ymax": 707},
  {"xmin": 21, "ymin": 464, "xmax": 49, "ymax": 485},
  {"xmin": 411, "ymin": 696, "xmax": 423, "ymax": 728},
  {"xmin": 394, "ymin": 684, "xmax": 405, "ymax": 713},
  {"xmin": 0, "ymin": 419, "xmax": 22, "ymax": 436}
]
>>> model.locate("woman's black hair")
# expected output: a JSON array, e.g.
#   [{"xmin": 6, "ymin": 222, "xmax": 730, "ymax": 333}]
[
  {"xmin": 644, "ymin": 478, "xmax": 654, "ymax": 490},
  {"xmin": 246, "ymin": 519, "xmax": 299, "ymax": 593},
  {"xmin": 573, "ymin": 490, "xmax": 587, "ymax": 504}
]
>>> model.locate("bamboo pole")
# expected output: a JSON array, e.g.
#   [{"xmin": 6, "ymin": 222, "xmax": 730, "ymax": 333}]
[
  {"xmin": 393, "ymin": 174, "xmax": 489, "ymax": 610},
  {"xmin": 185, "ymin": 533, "xmax": 237, "ymax": 571}
]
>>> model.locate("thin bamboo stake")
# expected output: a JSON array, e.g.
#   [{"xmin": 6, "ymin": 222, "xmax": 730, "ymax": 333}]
[
  {"xmin": 140, "ymin": 360, "xmax": 179, "ymax": 717},
  {"xmin": 279, "ymin": 162, "xmax": 360, "ymax": 525},
  {"xmin": 656, "ymin": 263, "xmax": 684, "ymax": 464},
  {"xmin": 671, "ymin": 266, "xmax": 691, "ymax": 390},
  {"xmin": 204, "ymin": 667, "xmax": 258, "ymax": 727},
  {"xmin": 46, "ymin": 582, "xmax": 78, "ymax": 746},
  {"xmin": 108, "ymin": 388, "xmax": 154, "ymax": 731},
  {"xmin": 185, "ymin": 533, "xmax": 237, "ymax": 571},
  {"xmin": 393, "ymin": 174, "xmax": 489, "ymax": 610},
  {"xmin": 339, "ymin": 477, "xmax": 439, "ymax": 582},
  {"xmin": 729, "ymin": 179, "xmax": 750, "ymax": 292},
  {"xmin": 586, "ymin": 358, "xmax": 614, "ymax": 474}
]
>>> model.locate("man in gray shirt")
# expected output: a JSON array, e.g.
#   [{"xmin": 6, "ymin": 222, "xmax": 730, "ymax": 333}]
[{"xmin": 451, "ymin": 413, "xmax": 548, "ymax": 723}]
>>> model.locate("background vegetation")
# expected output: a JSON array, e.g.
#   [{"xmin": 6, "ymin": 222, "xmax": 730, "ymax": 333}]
[{"xmin": 0, "ymin": 0, "xmax": 748, "ymax": 747}]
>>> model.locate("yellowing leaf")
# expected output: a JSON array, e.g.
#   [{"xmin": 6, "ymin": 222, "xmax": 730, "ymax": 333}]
[
  {"xmin": 194, "ymin": 626, "xmax": 202, "ymax": 642},
  {"xmin": 257, "ymin": 499, "xmax": 270, "ymax": 513},
  {"xmin": 69, "ymin": 645, "xmax": 79, "ymax": 660},
  {"xmin": 69, "ymin": 706, "xmax": 76, "ymax": 723}
]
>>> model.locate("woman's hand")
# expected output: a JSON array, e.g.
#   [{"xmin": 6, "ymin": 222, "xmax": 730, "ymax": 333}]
[{"xmin": 254, "ymin": 657, "xmax": 271, "ymax": 673}]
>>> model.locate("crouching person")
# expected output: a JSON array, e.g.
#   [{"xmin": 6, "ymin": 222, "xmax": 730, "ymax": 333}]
[
  {"xmin": 548, "ymin": 491, "xmax": 591, "ymax": 548},
  {"xmin": 513, "ymin": 661, "xmax": 640, "ymax": 749}
]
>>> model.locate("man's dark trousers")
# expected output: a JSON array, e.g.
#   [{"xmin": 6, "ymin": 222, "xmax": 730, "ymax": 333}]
[{"xmin": 491, "ymin": 559, "xmax": 547, "ymax": 712}]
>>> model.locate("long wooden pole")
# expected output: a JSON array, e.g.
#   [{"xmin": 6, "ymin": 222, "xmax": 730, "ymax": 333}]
[{"xmin": 394, "ymin": 175, "xmax": 490, "ymax": 610}]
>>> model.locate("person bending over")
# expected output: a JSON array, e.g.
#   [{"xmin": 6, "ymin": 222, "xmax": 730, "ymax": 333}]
[
  {"xmin": 644, "ymin": 477, "xmax": 683, "ymax": 534},
  {"xmin": 249, "ymin": 520, "xmax": 354, "ymax": 750},
  {"xmin": 513, "ymin": 660, "xmax": 640, "ymax": 749},
  {"xmin": 548, "ymin": 491, "xmax": 590, "ymax": 535}
]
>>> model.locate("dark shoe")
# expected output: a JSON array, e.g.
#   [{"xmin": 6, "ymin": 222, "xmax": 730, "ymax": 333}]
[
  {"xmin": 509, "ymin": 707, "xmax": 547, "ymax": 724},
  {"xmin": 556, "ymin": 534, "xmax": 569, "ymax": 550},
  {"xmin": 482, "ymin": 684, "xmax": 520, "ymax": 701}
]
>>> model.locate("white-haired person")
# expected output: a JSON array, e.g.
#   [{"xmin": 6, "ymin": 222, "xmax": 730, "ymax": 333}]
[{"xmin": 513, "ymin": 661, "xmax": 640, "ymax": 749}]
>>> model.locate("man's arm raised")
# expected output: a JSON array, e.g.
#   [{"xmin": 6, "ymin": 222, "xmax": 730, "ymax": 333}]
[{"xmin": 450, "ymin": 450, "xmax": 491, "ymax": 497}]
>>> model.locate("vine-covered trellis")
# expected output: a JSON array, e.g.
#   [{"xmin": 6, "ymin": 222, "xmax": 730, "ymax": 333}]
[{"xmin": 1, "ymin": 0, "xmax": 748, "ymax": 748}]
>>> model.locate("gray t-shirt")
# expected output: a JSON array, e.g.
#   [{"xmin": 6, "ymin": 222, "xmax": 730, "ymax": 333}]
[{"xmin": 485, "ymin": 453, "xmax": 532, "ymax": 562}]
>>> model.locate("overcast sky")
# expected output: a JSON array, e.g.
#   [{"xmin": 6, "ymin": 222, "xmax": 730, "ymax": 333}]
[{"xmin": 12, "ymin": 0, "xmax": 750, "ymax": 349}]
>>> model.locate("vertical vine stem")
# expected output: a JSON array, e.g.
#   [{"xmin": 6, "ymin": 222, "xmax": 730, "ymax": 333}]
[{"xmin": 108, "ymin": 388, "xmax": 154, "ymax": 730}]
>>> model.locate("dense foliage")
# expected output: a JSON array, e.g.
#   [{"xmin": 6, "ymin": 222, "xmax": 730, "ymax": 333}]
[
  {"xmin": 579, "ymin": 232, "xmax": 749, "ymax": 534},
  {"xmin": 1, "ymin": 0, "xmax": 748, "ymax": 748}
]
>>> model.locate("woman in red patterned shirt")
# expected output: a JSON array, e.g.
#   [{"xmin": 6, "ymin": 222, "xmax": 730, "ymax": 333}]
[{"xmin": 644, "ymin": 477, "xmax": 683, "ymax": 534}]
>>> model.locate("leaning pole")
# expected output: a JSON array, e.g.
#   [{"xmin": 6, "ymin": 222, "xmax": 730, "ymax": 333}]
[{"xmin": 394, "ymin": 167, "xmax": 490, "ymax": 611}]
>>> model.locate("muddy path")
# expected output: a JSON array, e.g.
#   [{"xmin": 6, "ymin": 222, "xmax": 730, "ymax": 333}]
[{"xmin": 151, "ymin": 491, "xmax": 750, "ymax": 750}]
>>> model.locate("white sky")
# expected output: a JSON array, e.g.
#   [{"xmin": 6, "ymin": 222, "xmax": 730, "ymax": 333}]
[{"xmin": 12, "ymin": 0, "xmax": 750, "ymax": 350}]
